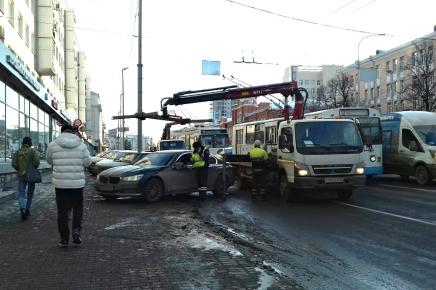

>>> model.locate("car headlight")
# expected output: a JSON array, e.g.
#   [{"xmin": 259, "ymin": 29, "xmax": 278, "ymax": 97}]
[
  {"xmin": 356, "ymin": 164, "xmax": 365, "ymax": 175},
  {"xmin": 294, "ymin": 163, "xmax": 310, "ymax": 176},
  {"xmin": 429, "ymin": 150, "xmax": 436, "ymax": 159},
  {"xmin": 370, "ymin": 155, "xmax": 377, "ymax": 162},
  {"xmin": 121, "ymin": 174, "xmax": 143, "ymax": 181}
]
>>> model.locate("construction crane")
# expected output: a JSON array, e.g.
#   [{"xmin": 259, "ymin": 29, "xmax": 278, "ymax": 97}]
[{"xmin": 160, "ymin": 81, "xmax": 308, "ymax": 121}]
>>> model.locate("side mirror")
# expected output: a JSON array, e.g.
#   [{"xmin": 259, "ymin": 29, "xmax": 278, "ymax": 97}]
[
  {"xmin": 173, "ymin": 162, "xmax": 184, "ymax": 170},
  {"xmin": 409, "ymin": 141, "xmax": 418, "ymax": 152}
]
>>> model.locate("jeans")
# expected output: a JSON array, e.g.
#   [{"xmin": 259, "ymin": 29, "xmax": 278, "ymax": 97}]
[
  {"xmin": 55, "ymin": 188, "xmax": 84, "ymax": 242},
  {"xmin": 17, "ymin": 176, "xmax": 35, "ymax": 210}
]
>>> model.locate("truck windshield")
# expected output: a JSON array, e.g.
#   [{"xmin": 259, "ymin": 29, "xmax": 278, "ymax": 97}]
[
  {"xmin": 413, "ymin": 125, "xmax": 436, "ymax": 146},
  {"xmin": 356, "ymin": 117, "xmax": 382, "ymax": 145},
  {"xmin": 200, "ymin": 134, "xmax": 229, "ymax": 148},
  {"xmin": 159, "ymin": 140, "xmax": 185, "ymax": 150},
  {"xmin": 295, "ymin": 121, "xmax": 363, "ymax": 155}
]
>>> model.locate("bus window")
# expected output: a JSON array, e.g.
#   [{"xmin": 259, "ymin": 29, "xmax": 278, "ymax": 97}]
[
  {"xmin": 254, "ymin": 124, "xmax": 264, "ymax": 143},
  {"xmin": 265, "ymin": 126, "xmax": 277, "ymax": 144},
  {"xmin": 235, "ymin": 129, "xmax": 244, "ymax": 144},
  {"xmin": 246, "ymin": 125, "xmax": 255, "ymax": 144}
]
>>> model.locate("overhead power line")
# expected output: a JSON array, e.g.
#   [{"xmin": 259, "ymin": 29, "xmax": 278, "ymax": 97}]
[
  {"xmin": 222, "ymin": 0, "xmax": 387, "ymax": 35},
  {"xmin": 330, "ymin": 0, "xmax": 359, "ymax": 15}
]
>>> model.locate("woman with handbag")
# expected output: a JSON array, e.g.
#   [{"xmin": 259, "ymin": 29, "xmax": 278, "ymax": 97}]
[{"xmin": 12, "ymin": 137, "xmax": 40, "ymax": 221}]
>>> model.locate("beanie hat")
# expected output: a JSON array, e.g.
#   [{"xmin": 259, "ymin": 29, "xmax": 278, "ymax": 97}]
[{"xmin": 22, "ymin": 137, "xmax": 32, "ymax": 146}]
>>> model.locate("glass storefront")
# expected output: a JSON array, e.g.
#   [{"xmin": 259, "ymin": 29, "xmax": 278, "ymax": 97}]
[{"xmin": 0, "ymin": 80, "xmax": 60, "ymax": 162}]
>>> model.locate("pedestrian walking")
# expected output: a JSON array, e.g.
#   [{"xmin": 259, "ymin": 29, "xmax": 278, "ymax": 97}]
[
  {"xmin": 249, "ymin": 140, "xmax": 268, "ymax": 201},
  {"xmin": 12, "ymin": 137, "xmax": 40, "ymax": 221},
  {"xmin": 191, "ymin": 141, "xmax": 210, "ymax": 201},
  {"xmin": 46, "ymin": 124, "xmax": 91, "ymax": 248}
]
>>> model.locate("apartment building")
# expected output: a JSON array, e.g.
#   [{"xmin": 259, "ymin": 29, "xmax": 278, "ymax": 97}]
[
  {"xmin": 0, "ymin": 0, "xmax": 91, "ymax": 162},
  {"xmin": 283, "ymin": 65, "xmax": 343, "ymax": 107},
  {"xmin": 342, "ymin": 28, "xmax": 436, "ymax": 112}
]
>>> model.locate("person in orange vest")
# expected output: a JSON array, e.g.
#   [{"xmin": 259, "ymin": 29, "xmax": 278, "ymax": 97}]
[{"xmin": 249, "ymin": 140, "xmax": 268, "ymax": 201}]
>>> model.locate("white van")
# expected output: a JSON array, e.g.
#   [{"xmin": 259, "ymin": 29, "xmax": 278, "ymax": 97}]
[{"xmin": 380, "ymin": 111, "xmax": 436, "ymax": 185}]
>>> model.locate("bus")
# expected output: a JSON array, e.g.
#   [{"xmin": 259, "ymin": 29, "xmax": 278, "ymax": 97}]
[
  {"xmin": 305, "ymin": 108, "xmax": 383, "ymax": 176},
  {"xmin": 171, "ymin": 125, "xmax": 230, "ymax": 154}
]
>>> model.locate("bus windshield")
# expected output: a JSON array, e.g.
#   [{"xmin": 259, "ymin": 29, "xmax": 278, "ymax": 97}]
[
  {"xmin": 356, "ymin": 117, "xmax": 382, "ymax": 145},
  {"xmin": 414, "ymin": 125, "xmax": 436, "ymax": 146},
  {"xmin": 295, "ymin": 121, "xmax": 363, "ymax": 155},
  {"xmin": 200, "ymin": 134, "xmax": 229, "ymax": 148},
  {"xmin": 159, "ymin": 140, "xmax": 185, "ymax": 150}
]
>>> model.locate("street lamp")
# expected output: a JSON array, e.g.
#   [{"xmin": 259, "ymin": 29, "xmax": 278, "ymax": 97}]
[
  {"xmin": 357, "ymin": 34, "xmax": 386, "ymax": 106},
  {"xmin": 121, "ymin": 67, "xmax": 129, "ymax": 149}
]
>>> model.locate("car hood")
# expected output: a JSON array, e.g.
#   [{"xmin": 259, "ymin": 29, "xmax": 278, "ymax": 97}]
[
  {"xmin": 99, "ymin": 165, "xmax": 166, "ymax": 177},
  {"xmin": 96, "ymin": 159, "xmax": 130, "ymax": 167}
]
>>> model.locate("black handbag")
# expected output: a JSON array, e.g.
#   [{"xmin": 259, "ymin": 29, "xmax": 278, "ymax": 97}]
[{"xmin": 26, "ymin": 164, "xmax": 42, "ymax": 183}]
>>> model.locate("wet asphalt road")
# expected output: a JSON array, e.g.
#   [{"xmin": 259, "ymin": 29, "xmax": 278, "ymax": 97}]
[{"xmin": 201, "ymin": 176, "xmax": 436, "ymax": 289}]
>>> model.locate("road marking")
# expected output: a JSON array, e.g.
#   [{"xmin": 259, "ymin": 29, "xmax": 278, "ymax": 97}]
[
  {"xmin": 375, "ymin": 183, "xmax": 436, "ymax": 193},
  {"xmin": 336, "ymin": 201, "xmax": 436, "ymax": 227}
]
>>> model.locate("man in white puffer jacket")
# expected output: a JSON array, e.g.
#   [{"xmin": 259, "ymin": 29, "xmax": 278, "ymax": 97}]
[{"xmin": 47, "ymin": 124, "xmax": 91, "ymax": 248}]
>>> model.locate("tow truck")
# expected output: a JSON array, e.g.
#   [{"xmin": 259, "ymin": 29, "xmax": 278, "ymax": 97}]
[{"xmin": 159, "ymin": 81, "xmax": 366, "ymax": 201}]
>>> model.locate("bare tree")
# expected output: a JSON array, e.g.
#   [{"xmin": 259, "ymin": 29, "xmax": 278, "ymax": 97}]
[
  {"xmin": 305, "ymin": 84, "xmax": 339, "ymax": 112},
  {"xmin": 326, "ymin": 73, "xmax": 354, "ymax": 107},
  {"xmin": 402, "ymin": 42, "xmax": 436, "ymax": 111}
]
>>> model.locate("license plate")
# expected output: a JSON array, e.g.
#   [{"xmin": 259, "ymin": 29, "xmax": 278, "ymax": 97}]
[{"xmin": 325, "ymin": 177, "xmax": 344, "ymax": 183}]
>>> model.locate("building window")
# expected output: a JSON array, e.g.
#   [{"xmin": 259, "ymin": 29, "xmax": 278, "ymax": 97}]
[
  {"xmin": 393, "ymin": 59, "xmax": 397, "ymax": 74},
  {"xmin": 316, "ymin": 80, "xmax": 321, "ymax": 86},
  {"xmin": 25, "ymin": 24, "xmax": 29, "ymax": 46},
  {"xmin": 412, "ymin": 52, "xmax": 418, "ymax": 66},
  {"xmin": 8, "ymin": 0, "xmax": 14, "ymax": 27},
  {"xmin": 386, "ymin": 61, "xmax": 390, "ymax": 74},
  {"xmin": 18, "ymin": 13, "xmax": 23, "ymax": 38},
  {"xmin": 399, "ymin": 56, "xmax": 404, "ymax": 72},
  {"xmin": 0, "ymin": 0, "xmax": 4, "ymax": 13},
  {"xmin": 375, "ymin": 65, "xmax": 379, "ymax": 79},
  {"xmin": 386, "ymin": 84, "xmax": 391, "ymax": 98},
  {"xmin": 429, "ymin": 46, "xmax": 434, "ymax": 63},
  {"xmin": 304, "ymin": 80, "xmax": 310, "ymax": 86},
  {"xmin": 298, "ymin": 80, "xmax": 303, "ymax": 86},
  {"xmin": 392, "ymin": 82, "xmax": 396, "ymax": 97}
]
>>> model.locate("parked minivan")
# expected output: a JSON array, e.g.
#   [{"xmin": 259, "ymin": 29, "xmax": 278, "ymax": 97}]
[{"xmin": 380, "ymin": 111, "xmax": 436, "ymax": 185}]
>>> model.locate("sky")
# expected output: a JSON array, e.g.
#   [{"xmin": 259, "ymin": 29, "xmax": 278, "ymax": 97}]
[{"xmin": 66, "ymin": 0, "xmax": 436, "ymax": 143}]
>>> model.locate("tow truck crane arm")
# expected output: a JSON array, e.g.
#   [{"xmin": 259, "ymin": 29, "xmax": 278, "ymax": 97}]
[{"xmin": 161, "ymin": 81, "xmax": 308, "ymax": 120}]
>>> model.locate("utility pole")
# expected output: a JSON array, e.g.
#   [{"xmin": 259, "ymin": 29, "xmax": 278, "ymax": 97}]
[
  {"xmin": 121, "ymin": 67, "xmax": 128, "ymax": 149},
  {"xmin": 137, "ymin": 0, "xmax": 143, "ymax": 153}
]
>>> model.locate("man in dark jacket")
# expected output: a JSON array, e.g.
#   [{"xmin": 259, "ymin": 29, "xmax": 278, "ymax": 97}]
[{"xmin": 12, "ymin": 137, "xmax": 40, "ymax": 221}]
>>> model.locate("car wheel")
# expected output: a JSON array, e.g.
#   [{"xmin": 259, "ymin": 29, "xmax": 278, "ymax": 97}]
[
  {"xmin": 142, "ymin": 178, "xmax": 164, "ymax": 202},
  {"xmin": 337, "ymin": 190, "xmax": 352, "ymax": 201},
  {"xmin": 279, "ymin": 174, "xmax": 295, "ymax": 202},
  {"xmin": 213, "ymin": 175, "xmax": 227, "ymax": 196},
  {"xmin": 415, "ymin": 165, "xmax": 432, "ymax": 185},
  {"xmin": 99, "ymin": 194, "xmax": 118, "ymax": 201}
]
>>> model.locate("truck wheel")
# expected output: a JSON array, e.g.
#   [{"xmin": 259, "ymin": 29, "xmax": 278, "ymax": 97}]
[
  {"xmin": 415, "ymin": 165, "xmax": 432, "ymax": 185},
  {"xmin": 234, "ymin": 174, "xmax": 247, "ymax": 190},
  {"xmin": 337, "ymin": 190, "xmax": 352, "ymax": 201},
  {"xmin": 142, "ymin": 178, "xmax": 164, "ymax": 202},
  {"xmin": 279, "ymin": 174, "xmax": 295, "ymax": 202},
  {"xmin": 213, "ymin": 175, "xmax": 227, "ymax": 196}
]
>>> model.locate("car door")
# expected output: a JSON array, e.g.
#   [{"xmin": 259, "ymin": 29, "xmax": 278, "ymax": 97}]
[
  {"xmin": 162, "ymin": 153, "xmax": 197, "ymax": 194},
  {"xmin": 398, "ymin": 128, "xmax": 424, "ymax": 176},
  {"xmin": 206, "ymin": 156, "xmax": 219, "ymax": 188}
]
